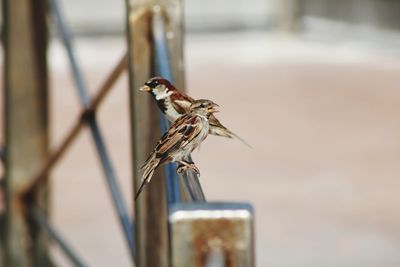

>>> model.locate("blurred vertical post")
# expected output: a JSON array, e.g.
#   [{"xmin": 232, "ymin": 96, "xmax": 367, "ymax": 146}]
[
  {"xmin": 124, "ymin": 0, "xmax": 185, "ymax": 266},
  {"xmin": 280, "ymin": 0, "xmax": 303, "ymax": 33},
  {"xmin": 2, "ymin": 0, "xmax": 53, "ymax": 266}
]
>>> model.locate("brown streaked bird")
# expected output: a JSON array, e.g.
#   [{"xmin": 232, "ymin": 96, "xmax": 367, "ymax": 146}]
[
  {"xmin": 135, "ymin": 99, "xmax": 219, "ymax": 200},
  {"xmin": 140, "ymin": 77, "xmax": 251, "ymax": 148}
]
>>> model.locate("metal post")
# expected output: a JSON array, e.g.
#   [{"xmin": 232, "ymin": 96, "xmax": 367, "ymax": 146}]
[
  {"xmin": 280, "ymin": 0, "xmax": 303, "ymax": 33},
  {"xmin": 151, "ymin": 7, "xmax": 181, "ymax": 205},
  {"xmin": 151, "ymin": 7, "xmax": 205, "ymax": 203},
  {"xmin": 125, "ymin": 5, "xmax": 167, "ymax": 267},
  {"xmin": 124, "ymin": 1, "xmax": 185, "ymax": 266},
  {"xmin": 2, "ymin": 0, "xmax": 54, "ymax": 266}
]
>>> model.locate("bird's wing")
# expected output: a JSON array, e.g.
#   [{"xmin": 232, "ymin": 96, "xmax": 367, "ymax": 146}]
[
  {"xmin": 208, "ymin": 114, "xmax": 228, "ymax": 131},
  {"xmin": 171, "ymin": 93, "xmax": 194, "ymax": 114},
  {"xmin": 155, "ymin": 114, "xmax": 203, "ymax": 160}
]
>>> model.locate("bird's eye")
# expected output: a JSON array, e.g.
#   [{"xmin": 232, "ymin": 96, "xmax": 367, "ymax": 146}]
[{"xmin": 146, "ymin": 80, "xmax": 159, "ymax": 87}]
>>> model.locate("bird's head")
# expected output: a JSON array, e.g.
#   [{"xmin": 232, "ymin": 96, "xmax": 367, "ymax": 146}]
[
  {"xmin": 190, "ymin": 99, "xmax": 219, "ymax": 117},
  {"xmin": 139, "ymin": 77, "xmax": 175, "ymax": 100}
]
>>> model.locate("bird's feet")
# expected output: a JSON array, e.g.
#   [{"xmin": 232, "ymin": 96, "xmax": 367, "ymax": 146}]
[{"xmin": 177, "ymin": 161, "xmax": 200, "ymax": 176}]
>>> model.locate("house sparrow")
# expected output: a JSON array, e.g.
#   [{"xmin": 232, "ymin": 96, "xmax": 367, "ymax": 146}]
[
  {"xmin": 135, "ymin": 99, "xmax": 219, "ymax": 200},
  {"xmin": 140, "ymin": 77, "xmax": 251, "ymax": 147}
]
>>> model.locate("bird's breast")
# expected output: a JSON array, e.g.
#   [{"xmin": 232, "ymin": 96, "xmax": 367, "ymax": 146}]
[{"xmin": 164, "ymin": 98, "xmax": 182, "ymax": 122}]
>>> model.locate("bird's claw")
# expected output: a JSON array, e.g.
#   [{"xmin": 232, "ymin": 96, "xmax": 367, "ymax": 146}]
[
  {"xmin": 177, "ymin": 163, "xmax": 200, "ymax": 176},
  {"xmin": 189, "ymin": 163, "xmax": 200, "ymax": 176}
]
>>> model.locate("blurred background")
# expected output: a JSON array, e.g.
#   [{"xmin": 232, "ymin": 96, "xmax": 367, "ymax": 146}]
[{"xmin": 2, "ymin": 0, "xmax": 400, "ymax": 266}]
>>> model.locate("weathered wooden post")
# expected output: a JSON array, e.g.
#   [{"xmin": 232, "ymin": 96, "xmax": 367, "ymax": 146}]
[{"xmin": 2, "ymin": 0, "xmax": 53, "ymax": 266}]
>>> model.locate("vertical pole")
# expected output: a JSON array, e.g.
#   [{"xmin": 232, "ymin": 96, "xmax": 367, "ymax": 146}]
[
  {"xmin": 124, "ymin": 1, "xmax": 185, "ymax": 267},
  {"xmin": 125, "ymin": 4, "xmax": 167, "ymax": 267},
  {"xmin": 161, "ymin": 0, "xmax": 186, "ymax": 90},
  {"xmin": 280, "ymin": 0, "xmax": 302, "ymax": 33},
  {"xmin": 2, "ymin": 0, "xmax": 53, "ymax": 266}
]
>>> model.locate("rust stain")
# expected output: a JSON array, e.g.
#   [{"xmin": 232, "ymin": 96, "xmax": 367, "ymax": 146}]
[{"xmin": 190, "ymin": 218, "xmax": 245, "ymax": 267}]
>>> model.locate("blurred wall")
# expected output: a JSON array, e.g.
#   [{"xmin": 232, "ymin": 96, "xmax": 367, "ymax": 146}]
[
  {"xmin": 299, "ymin": 0, "xmax": 400, "ymax": 46},
  {"xmin": 47, "ymin": 0, "xmax": 400, "ymax": 34},
  {"xmin": 53, "ymin": 0, "xmax": 281, "ymax": 34},
  {"xmin": 301, "ymin": 0, "xmax": 400, "ymax": 30},
  {"xmin": 1, "ymin": 0, "xmax": 400, "ymax": 35}
]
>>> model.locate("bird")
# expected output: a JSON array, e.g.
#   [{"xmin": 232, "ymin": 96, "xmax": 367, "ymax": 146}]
[
  {"xmin": 140, "ymin": 77, "xmax": 251, "ymax": 147},
  {"xmin": 135, "ymin": 99, "xmax": 219, "ymax": 200}
]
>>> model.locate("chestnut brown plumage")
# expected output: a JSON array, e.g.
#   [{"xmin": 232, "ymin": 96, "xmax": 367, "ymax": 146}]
[{"xmin": 140, "ymin": 77, "xmax": 251, "ymax": 148}]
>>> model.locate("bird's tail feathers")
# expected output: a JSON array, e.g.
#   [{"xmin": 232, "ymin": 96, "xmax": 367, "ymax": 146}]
[
  {"xmin": 141, "ymin": 152, "xmax": 154, "ymax": 169},
  {"xmin": 135, "ymin": 181, "xmax": 147, "ymax": 200},
  {"xmin": 135, "ymin": 154, "xmax": 160, "ymax": 200},
  {"xmin": 210, "ymin": 127, "xmax": 252, "ymax": 148},
  {"xmin": 229, "ymin": 130, "xmax": 252, "ymax": 148}
]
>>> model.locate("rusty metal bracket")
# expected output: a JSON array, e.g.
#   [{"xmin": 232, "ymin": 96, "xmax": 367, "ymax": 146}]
[{"xmin": 169, "ymin": 203, "xmax": 255, "ymax": 267}]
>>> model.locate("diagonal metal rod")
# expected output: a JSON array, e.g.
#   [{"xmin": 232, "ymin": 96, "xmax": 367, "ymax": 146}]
[
  {"xmin": 179, "ymin": 168, "xmax": 206, "ymax": 201},
  {"xmin": 86, "ymin": 118, "xmax": 135, "ymax": 260},
  {"xmin": 49, "ymin": 0, "xmax": 136, "ymax": 261},
  {"xmin": 152, "ymin": 9, "xmax": 206, "ymax": 203},
  {"xmin": 49, "ymin": 0, "xmax": 90, "ymax": 106},
  {"xmin": 152, "ymin": 8, "xmax": 181, "ymax": 204},
  {"xmin": 86, "ymin": 54, "xmax": 128, "ymax": 113},
  {"xmin": 0, "ymin": 146, "xmax": 4, "ymax": 162},
  {"xmin": 31, "ymin": 207, "xmax": 90, "ymax": 267},
  {"xmin": 86, "ymin": 52, "xmax": 128, "ymax": 112},
  {"xmin": 20, "ymin": 53, "xmax": 127, "ymax": 197}
]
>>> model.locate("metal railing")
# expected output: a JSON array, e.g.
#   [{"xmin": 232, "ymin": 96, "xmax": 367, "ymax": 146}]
[
  {"xmin": 0, "ymin": 0, "xmax": 133, "ymax": 265},
  {"xmin": 2, "ymin": 0, "xmax": 254, "ymax": 266},
  {"xmin": 16, "ymin": 0, "xmax": 136, "ymax": 264}
]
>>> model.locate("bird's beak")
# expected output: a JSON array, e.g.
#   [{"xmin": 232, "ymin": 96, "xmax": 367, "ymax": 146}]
[
  {"xmin": 139, "ymin": 85, "xmax": 151, "ymax": 92},
  {"xmin": 209, "ymin": 103, "xmax": 219, "ymax": 113}
]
